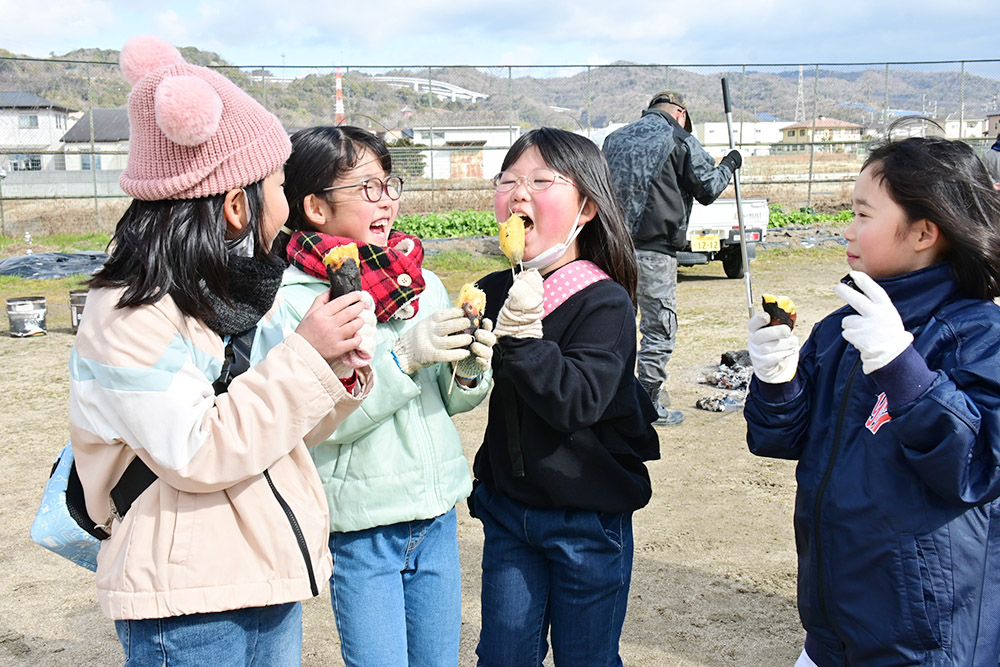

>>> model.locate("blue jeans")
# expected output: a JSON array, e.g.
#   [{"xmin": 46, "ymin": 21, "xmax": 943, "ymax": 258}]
[
  {"xmin": 473, "ymin": 485, "xmax": 634, "ymax": 667},
  {"xmin": 114, "ymin": 602, "xmax": 301, "ymax": 667},
  {"xmin": 329, "ymin": 508, "xmax": 462, "ymax": 667}
]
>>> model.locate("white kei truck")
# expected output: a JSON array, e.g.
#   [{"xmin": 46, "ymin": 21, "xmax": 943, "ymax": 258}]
[{"xmin": 676, "ymin": 197, "xmax": 769, "ymax": 278}]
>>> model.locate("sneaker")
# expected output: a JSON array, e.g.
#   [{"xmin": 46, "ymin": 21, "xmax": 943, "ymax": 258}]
[{"xmin": 654, "ymin": 405, "xmax": 684, "ymax": 427}]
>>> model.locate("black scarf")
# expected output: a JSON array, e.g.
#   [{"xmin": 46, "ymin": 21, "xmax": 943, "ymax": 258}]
[{"xmin": 203, "ymin": 255, "xmax": 285, "ymax": 335}]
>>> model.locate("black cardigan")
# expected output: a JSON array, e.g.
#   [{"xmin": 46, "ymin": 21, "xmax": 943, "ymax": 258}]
[{"xmin": 473, "ymin": 267, "xmax": 659, "ymax": 513}]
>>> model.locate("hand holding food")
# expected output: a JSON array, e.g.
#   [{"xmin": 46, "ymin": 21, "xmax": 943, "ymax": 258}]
[
  {"xmin": 296, "ymin": 291, "xmax": 369, "ymax": 369},
  {"xmin": 452, "ymin": 283, "xmax": 493, "ymax": 380},
  {"xmin": 392, "ymin": 308, "xmax": 474, "ymax": 376},
  {"xmin": 747, "ymin": 309, "xmax": 800, "ymax": 384},
  {"xmin": 494, "ymin": 269, "xmax": 544, "ymax": 339}
]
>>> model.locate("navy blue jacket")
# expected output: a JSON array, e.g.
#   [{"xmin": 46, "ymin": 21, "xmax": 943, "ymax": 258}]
[
  {"xmin": 473, "ymin": 267, "xmax": 659, "ymax": 513},
  {"xmin": 745, "ymin": 263, "xmax": 1000, "ymax": 666}
]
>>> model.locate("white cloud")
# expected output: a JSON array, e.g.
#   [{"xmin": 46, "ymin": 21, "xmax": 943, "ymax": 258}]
[
  {"xmin": 0, "ymin": 0, "xmax": 117, "ymax": 56},
  {"xmin": 0, "ymin": 0, "xmax": 996, "ymax": 67}
]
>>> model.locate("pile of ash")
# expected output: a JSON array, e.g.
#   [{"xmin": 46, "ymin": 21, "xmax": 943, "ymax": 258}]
[{"xmin": 695, "ymin": 349, "xmax": 753, "ymax": 412}]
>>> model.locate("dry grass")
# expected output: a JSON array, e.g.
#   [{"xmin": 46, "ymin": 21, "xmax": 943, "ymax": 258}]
[{"xmin": 0, "ymin": 152, "xmax": 861, "ymax": 235}]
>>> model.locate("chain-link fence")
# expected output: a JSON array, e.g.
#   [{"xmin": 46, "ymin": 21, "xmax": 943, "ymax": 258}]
[{"xmin": 2, "ymin": 57, "xmax": 999, "ymax": 236}]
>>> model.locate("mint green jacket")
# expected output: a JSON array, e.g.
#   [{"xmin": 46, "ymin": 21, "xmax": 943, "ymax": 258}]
[{"xmin": 279, "ymin": 265, "xmax": 489, "ymax": 533}]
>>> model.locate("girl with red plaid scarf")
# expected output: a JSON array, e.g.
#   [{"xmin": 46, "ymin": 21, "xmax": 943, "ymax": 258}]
[{"xmin": 276, "ymin": 126, "xmax": 494, "ymax": 667}]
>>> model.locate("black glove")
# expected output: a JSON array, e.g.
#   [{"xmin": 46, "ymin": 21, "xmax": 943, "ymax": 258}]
[{"xmin": 721, "ymin": 148, "xmax": 743, "ymax": 172}]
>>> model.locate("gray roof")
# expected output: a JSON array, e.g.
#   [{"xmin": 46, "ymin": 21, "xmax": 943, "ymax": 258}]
[
  {"xmin": 62, "ymin": 108, "xmax": 130, "ymax": 143},
  {"xmin": 0, "ymin": 91, "xmax": 76, "ymax": 112}
]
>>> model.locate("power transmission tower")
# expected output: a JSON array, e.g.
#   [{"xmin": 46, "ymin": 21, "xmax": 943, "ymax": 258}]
[{"xmin": 794, "ymin": 65, "xmax": 806, "ymax": 122}]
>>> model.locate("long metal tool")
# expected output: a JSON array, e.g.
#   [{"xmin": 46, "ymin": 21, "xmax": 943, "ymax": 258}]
[{"xmin": 721, "ymin": 77, "xmax": 754, "ymax": 317}]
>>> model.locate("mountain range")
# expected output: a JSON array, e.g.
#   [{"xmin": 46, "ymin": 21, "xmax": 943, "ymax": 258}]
[{"xmin": 2, "ymin": 47, "xmax": 997, "ymax": 133}]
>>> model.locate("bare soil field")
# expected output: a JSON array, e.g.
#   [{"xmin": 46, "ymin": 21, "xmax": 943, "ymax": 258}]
[{"xmin": 0, "ymin": 236, "xmax": 849, "ymax": 665}]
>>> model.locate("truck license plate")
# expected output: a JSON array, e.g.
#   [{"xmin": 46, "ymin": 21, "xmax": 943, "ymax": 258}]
[{"xmin": 691, "ymin": 234, "xmax": 720, "ymax": 252}]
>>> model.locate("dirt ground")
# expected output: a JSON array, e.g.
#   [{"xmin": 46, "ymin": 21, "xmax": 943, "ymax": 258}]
[{"xmin": 0, "ymin": 232, "xmax": 850, "ymax": 666}]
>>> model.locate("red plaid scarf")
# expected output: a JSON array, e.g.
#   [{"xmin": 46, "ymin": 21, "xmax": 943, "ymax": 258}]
[{"xmin": 286, "ymin": 230, "xmax": 426, "ymax": 322}]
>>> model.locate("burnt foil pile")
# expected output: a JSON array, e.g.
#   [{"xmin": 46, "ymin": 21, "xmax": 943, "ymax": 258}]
[{"xmin": 695, "ymin": 349, "xmax": 753, "ymax": 412}]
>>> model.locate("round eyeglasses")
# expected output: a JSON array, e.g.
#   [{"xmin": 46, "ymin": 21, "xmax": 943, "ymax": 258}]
[
  {"xmin": 323, "ymin": 175, "xmax": 404, "ymax": 202},
  {"xmin": 491, "ymin": 169, "xmax": 574, "ymax": 193}
]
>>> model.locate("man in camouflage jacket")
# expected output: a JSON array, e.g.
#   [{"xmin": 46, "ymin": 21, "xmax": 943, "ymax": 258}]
[{"xmin": 603, "ymin": 91, "xmax": 742, "ymax": 426}]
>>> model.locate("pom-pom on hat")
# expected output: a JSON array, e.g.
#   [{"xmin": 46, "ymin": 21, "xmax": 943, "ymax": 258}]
[{"xmin": 119, "ymin": 35, "xmax": 291, "ymax": 201}]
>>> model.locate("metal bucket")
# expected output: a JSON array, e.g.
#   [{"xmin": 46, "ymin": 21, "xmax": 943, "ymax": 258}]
[
  {"xmin": 6, "ymin": 296, "xmax": 47, "ymax": 337},
  {"xmin": 69, "ymin": 290, "xmax": 89, "ymax": 333}
]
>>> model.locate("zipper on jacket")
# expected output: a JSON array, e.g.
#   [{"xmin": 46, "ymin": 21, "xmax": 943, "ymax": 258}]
[
  {"xmin": 264, "ymin": 470, "xmax": 319, "ymax": 597},
  {"xmin": 812, "ymin": 356, "xmax": 861, "ymax": 623}
]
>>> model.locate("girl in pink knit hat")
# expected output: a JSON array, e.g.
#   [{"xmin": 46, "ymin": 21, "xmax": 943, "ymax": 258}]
[{"xmin": 68, "ymin": 36, "xmax": 376, "ymax": 665}]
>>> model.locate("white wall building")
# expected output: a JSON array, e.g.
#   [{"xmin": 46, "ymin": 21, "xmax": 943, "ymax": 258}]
[
  {"xmin": 940, "ymin": 117, "xmax": 986, "ymax": 139},
  {"xmin": 0, "ymin": 92, "xmax": 76, "ymax": 171},
  {"xmin": 695, "ymin": 121, "xmax": 794, "ymax": 157},
  {"xmin": 410, "ymin": 126, "xmax": 519, "ymax": 180},
  {"xmin": 61, "ymin": 108, "xmax": 130, "ymax": 171}
]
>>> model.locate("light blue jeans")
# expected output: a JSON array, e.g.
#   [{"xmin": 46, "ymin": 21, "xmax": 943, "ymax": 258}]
[
  {"xmin": 329, "ymin": 508, "xmax": 462, "ymax": 667},
  {"xmin": 114, "ymin": 602, "xmax": 301, "ymax": 667}
]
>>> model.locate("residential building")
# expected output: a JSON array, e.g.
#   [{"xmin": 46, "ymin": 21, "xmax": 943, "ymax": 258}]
[
  {"xmin": 939, "ymin": 117, "xmax": 986, "ymax": 139},
  {"xmin": 409, "ymin": 126, "xmax": 519, "ymax": 180},
  {"xmin": 776, "ymin": 116, "xmax": 864, "ymax": 153},
  {"xmin": 0, "ymin": 91, "xmax": 76, "ymax": 171},
  {"xmin": 987, "ymin": 114, "xmax": 1000, "ymax": 139},
  {"xmin": 694, "ymin": 121, "xmax": 794, "ymax": 157},
  {"xmin": 61, "ymin": 108, "xmax": 130, "ymax": 171}
]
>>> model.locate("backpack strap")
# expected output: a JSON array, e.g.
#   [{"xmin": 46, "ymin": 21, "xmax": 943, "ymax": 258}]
[
  {"xmin": 541, "ymin": 260, "xmax": 611, "ymax": 318},
  {"xmin": 76, "ymin": 325, "xmax": 259, "ymax": 539}
]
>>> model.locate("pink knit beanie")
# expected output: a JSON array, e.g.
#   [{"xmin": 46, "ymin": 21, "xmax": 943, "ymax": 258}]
[{"xmin": 118, "ymin": 35, "xmax": 291, "ymax": 201}]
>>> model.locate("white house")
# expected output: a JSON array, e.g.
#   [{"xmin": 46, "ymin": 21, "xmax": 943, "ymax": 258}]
[
  {"xmin": 939, "ymin": 117, "xmax": 986, "ymax": 140},
  {"xmin": 61, "ymin": 108, "xmax": 130, "ymax": 171},
  {"xmin": 694, "ymin": 121, "xmax": 794, "ymax": 157},
  {"xmin": 0, "ymin": 91, "xmax": 76, "ymax": 171},
  {"xmin": 409, "ymin": 126, "xmax": 519, "ymax": 181}
]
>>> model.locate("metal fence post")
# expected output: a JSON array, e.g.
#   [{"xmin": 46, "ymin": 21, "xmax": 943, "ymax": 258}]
[
  {"xmin": 883, "ymin": 64, "xmax": 890, "ymax": 128},
  {"xmin": 0, "ymin": 175, "xmax": 5, "ymax": 237},
  {"xmin": 807, "ymin": 65, "xmax": 819, "ymax": 209},
  {"xmin": 960, "ymin": 61, "xmax": 966, "ymax": 138},
  {"xmin": 586, "ymin": 66, "xmax": 592, "ymax": 138},
  {"xmin": 87, "ymin": 64, "xmax": 99, "ymax": 229},
  {"xmin": 426, "ymin": 66, "xmax": 436, "ymax": 212},
  {"xmin": 508, "ymin": 66, "xmax": 514, "ymax": 147}
]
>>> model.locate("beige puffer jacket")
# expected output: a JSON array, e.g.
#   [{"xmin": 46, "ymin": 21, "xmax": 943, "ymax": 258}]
[{"xmin": 69, "ymin": 287, "xmax": 371, "ymax": 620}]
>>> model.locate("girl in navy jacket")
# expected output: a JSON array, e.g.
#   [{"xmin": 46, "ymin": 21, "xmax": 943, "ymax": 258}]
[{"xmin": 745, "ymin": 124, "xmax": 1000, "ymax": 665}]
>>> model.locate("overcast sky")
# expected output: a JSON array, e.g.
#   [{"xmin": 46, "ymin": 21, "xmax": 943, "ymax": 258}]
[{"xmin": 0, "ymin": 0, "xmax": 995, "ymax": 69}]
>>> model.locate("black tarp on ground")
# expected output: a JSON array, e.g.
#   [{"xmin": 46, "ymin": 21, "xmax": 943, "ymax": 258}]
[{"xmin": 0, "ymin": 252, "xmax": 107, "ymax": 279}]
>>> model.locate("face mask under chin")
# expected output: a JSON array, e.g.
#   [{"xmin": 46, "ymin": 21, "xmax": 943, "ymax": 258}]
[{"xmin": 521, "ymin": 197, "xmax": 588, "ymax": 271}]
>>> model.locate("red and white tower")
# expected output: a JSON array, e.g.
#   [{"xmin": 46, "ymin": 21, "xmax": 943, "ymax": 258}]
[{"xmin": 334, "ymin": 68, "xmax": 346, "ymax": 125}]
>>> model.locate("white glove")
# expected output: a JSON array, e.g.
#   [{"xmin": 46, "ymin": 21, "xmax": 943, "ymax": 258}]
[
  {"xmin": 834, "ymin": 271, "xmax": 912, "ymax": 375},
  {"xmin": 748, "ymin": 311, "xmax": 800, "ymax": 384},
  {"xmin": 453, "ymin": 319, "xmax": 496, "ymax": 380},
  {"xmin": 392, "ymin": 307, "xmax": 473, "ymax": 375},
  {"xmin": 494, "ymin": 269, "xmax": 544, "ymax": 339}
]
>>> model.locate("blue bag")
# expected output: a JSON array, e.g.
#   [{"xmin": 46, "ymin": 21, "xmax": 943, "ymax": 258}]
[{"xmin": 30, "ymin": 442, "xmax": 100, "ymax": 572}]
